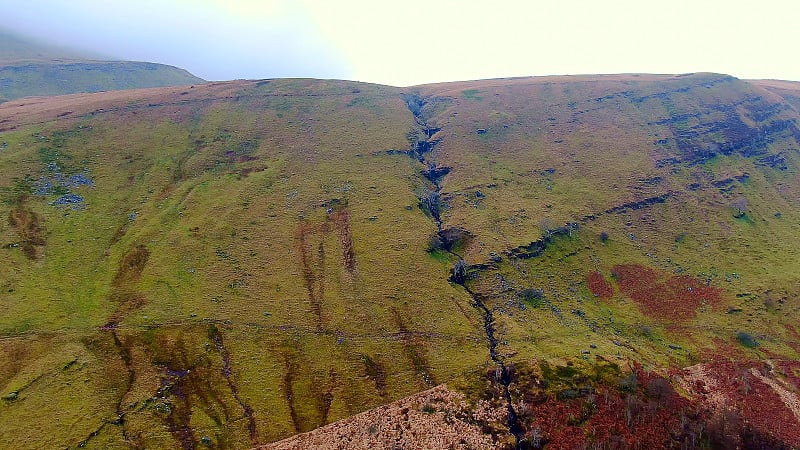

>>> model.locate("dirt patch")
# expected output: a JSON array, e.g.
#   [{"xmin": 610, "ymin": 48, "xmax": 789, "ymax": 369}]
[
  {"xmin": 103, "ymin": 244, "xmax": 150, "ymax": 327},
  {"xmin": 104, "ymin": 330, "xmax": 136, "ymax": 442},
  {"xmin": 148, "ymin": 329, "xmax": 244, "ymax": 449},
  {"xmin": 586, "ymin": 271, "xmax": 613, "ymax": 299},
  {"xmin": 611, "ymin": 264, "xmax": 723, "ymax": 321},
  {"xmin": 104, "ymin": 292, "xmax": 147, "ymax": 328},
  {"xmin": 391, "ymin": 308, "xmax": 436, "ymax": 387},
  {"xmin": 208, "ymin": 326, "xmax": 259, "ymax": 445},
  {"xmin": 109, "ymin": 222, "xmax": 129, "ymax": 246},
  {"xmin": 331, "ymin": 210, "xmax": 356, "ymax": 273},
  {"xmin": 297, "ymin": 223, "xmax": 325, "ymax": 331},
  {"xmin": 113, "ymin": 245, "xmax": 150, "ymax": 286},
  {"xmin": 318, "ymin": 369, "xmax": 337, "ymax": 426},
  {"xmin": 8, "ymin": 196, "xmax": 46, "ymax": 259},
  {"xmin": 296, "ymin": 208, "xmax": 358, "ymax": 331},
  {"xmin": 282, "ymin": 356, "xmax": 301, "ymax": 434},
  {"xmin": 280, "ymin": 351, "xmax": 339, "ymax": 434},
  {"xmin": 362, "ymin": 354, "xmax": 388, "ymax": 398}
]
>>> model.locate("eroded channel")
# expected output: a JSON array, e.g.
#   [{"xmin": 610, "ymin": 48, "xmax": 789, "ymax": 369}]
[{"xmin": 402, "ymin": 93, "xmax": 525, "ymax": 448}]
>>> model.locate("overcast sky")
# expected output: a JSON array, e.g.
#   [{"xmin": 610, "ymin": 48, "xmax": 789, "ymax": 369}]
[{"xmin": 2, "ymin": 0, "xmax": 798, "ymax": 86}]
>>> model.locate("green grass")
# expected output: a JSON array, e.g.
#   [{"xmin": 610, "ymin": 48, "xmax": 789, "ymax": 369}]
[
  {"xmin": 462, "ymin": 89, "xmax": 482, "ymax": 101},
  {"xmin": 736, "ymin": 331, "xmax": 759, "ymax": 348},
  {"xmin": 0, "ymin": 61, "xmax": 204, "ymax": 101}
]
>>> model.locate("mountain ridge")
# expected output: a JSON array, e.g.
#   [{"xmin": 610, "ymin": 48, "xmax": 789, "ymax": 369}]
[{"xmin": 0, "ymin": 28, "xmax": 205, "ymax": 102}]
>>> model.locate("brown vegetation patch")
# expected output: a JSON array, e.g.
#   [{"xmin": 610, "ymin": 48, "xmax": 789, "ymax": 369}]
[
  {"xmin": 586, "ymin": 271, "xmax": 613, "ymax": 299},
  {"xmin": 362, "ymin": 354, "xmax": 388, "ymax": 398},
  {"xmin": 331, "ymin": 210, "xmax": 356, "ymax": 273},
  {"xmin": 296, "ymin": 208, "xmax": 358, "ymax": 331},
  {"xmin": 113, "ymin": 245, "xmax": 150, "ymax": 286},
  {"xmin": 8, "ymin": 196, "xmax": 45, "ymax": 259},
  {"xmin": 103, "ymin": 292, "xmax": 147, "ymax": 328},
  {"xmin": 297, "ymin": 223, "xmax": 325, "ymax": 331},
  {"xmin": 237, "ymin": 165, "xmax": 267, "ymax": 178},
  {"xmin": 279, "ymin": 353, "xmax": 338, "ymax": 434},
  {"xmin": 103, "ymin": 244, "xmax": 150, "ymax": 326},
  {"xmin": 785, "ymin": 324, "xmax": 800, "ymax": 353},
  {"xmin": 392, "ymin": 308, "xmax": 436, "ymax": 387},
  {"xmin": 680, "ymin": 360, "xmax": 800, "ymax": 447},
  {"xmin": 109, "ymin": 222, "xmax": 129, "ymax": 246},
  {"xmin": 775, "ymin": 360, "xmax": 800, "ymax": 390},
  {"xmin": 318, "ymin": 368, "xmax": 337, "ymax": 426},
  {"xmin": 208, "ymin": 326, "xmax": 259, "ymax": 444},
  {"xmin": 149, "ymin": 329, "xmax": 243, "ymax": 449},
  {"xmin": 523, "ymin": 373, "xmax": 703, "ymax": 448},
  {"xmin": 611, "ymin": 264, "xmax": 723, "ymax": 321},
  {"xmin": 489, "ymin": 361, "xmax": 708, "ymax": 449},
  {"xmin": 282, "ymin": 356, "xmax": 301, "ymax": 434},
  {"xmin": 696, "ymin": 337, "xmax": 750, "ymax": 364},
  {"xmin": 0, "ymin": 338, "xmax": 35, "ymax": 388},
  {"xmin": 105, "ymin": 330, "xmax": 136, "ymax": 441}
]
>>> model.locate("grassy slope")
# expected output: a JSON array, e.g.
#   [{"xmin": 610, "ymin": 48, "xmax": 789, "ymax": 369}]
[
  {"xmin": 416, "ymin": 73, "xmax": 800, "ymax": 366},
  {"xmin": 0, "ymin": 74, "xmax": 799, "ymax": 448},
  {"xmin": 0, "ymin": 62, "xmax": 205, "ymax": 101},
  {"xmin": 0, "ymin": 79, "xmax": 485, "ymax": 448}
]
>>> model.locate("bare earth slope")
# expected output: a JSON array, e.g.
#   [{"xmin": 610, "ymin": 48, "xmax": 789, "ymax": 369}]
[{"xmin": 1, "ymin": 74, "xmax": 799, "ymax": 449}]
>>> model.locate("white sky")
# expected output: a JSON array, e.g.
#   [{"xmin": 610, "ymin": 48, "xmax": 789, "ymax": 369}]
[{"xmin": 2, "ymin": 0, "xmax": 798, "ymax": 85}]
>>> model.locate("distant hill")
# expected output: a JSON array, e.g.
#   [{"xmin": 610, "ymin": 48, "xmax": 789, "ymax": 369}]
[
  {"xmin": 0, "ymin": 29, "xmax": 104, "ymax": 64},
  {"xmin": 0, "ymin": 29, "xmax": 204, "ymax": 101},
  {"xmin": 1, "ymin": 74, "xmax": 800, "ymax": 449}
]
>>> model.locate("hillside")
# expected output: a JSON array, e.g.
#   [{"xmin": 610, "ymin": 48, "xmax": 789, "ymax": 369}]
[
  {"xmin": 1, "ymin": 74, "xmax": 799, "ymax": 449},
  {"xmin": 0, "ymin": 29, "xmax": 204, "ymax": 102}
]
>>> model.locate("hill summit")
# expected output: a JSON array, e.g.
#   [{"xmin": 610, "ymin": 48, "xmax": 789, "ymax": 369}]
[{"xmin": 1, "ymin": 73, "xmax": 800, "ymax": 448}]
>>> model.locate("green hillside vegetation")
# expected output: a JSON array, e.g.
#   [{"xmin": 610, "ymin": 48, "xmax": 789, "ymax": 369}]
[
  {"xmin": 0, "ymin": 29, "xmax": 204, "ymax": 102},
  {"xmin": 0, "ymin": 61, "xmax": 206, "ymax": 101},
  {"xmin": 0, "ymin": 74, "xmax": 799, "ymax": 448}
]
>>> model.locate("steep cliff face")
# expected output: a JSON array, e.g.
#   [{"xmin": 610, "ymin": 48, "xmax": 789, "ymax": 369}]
[{"xmin": 1, "ymin": 74, "xmax": 799, "ymax": 448}]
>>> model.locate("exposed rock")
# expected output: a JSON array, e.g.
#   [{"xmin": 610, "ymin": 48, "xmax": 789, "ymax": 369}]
[
  {"xmin": 51, "ymin": 193, "xmax": 85, "ymax": 206},
  {"xmin": 437, "ymin": 227, "xmax": 473, "ymax": 252},
  {"xmin": 506, "ymin": 223, "xmax": 578, "ymax": 259},
  {"xmin": 604, "ymin": 193, "xmax": 671, "ymax": 214},
  {"xmin": 421, "ymin": 164, "xmax": 451, "ymax": 184},
  {"xmin": 259, "ymin": 385, "xmax": 498, "ymax": 450},
  {"xmin": 757, "ymin": 152, "xmax": 789, "ymax": 170}
]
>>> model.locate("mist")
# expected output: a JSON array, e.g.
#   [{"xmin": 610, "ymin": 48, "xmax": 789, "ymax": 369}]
[
  {"xmin": 0, "ymin": 0, "xmax": 351, "ymax": 81},
  {"xmin": 2, "ymin": 0, "xmax": 799, "ymax": 86}
]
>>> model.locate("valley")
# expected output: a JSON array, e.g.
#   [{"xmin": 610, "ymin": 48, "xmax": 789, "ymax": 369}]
[{"xmin": 1, "ymin": 73, "xmax": 799, "ymax": 448}]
